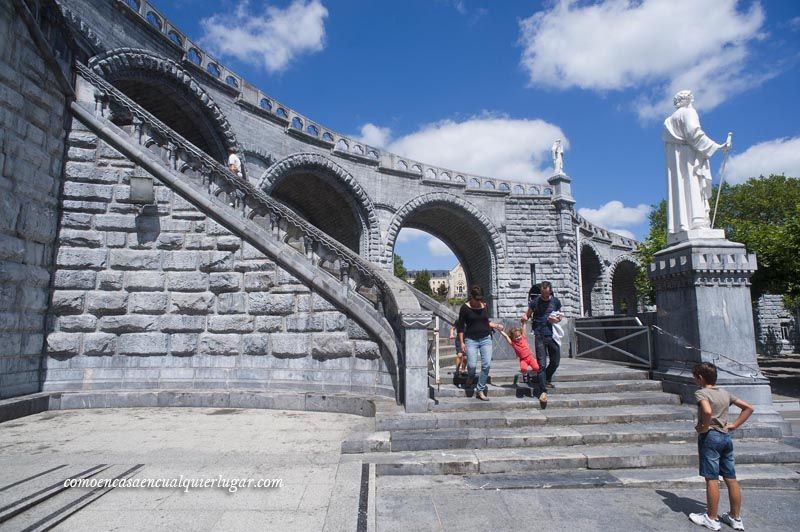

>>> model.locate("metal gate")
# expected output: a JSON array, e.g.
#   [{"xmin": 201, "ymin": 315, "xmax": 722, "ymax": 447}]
[{"xmin": 573, "ymin": 316, "xmax": 652, "ymax": 369}]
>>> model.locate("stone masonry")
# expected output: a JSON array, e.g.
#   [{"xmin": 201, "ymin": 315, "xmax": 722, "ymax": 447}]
[{"xmin": 0, "ymin": 1, "xmax": 72, "ymax": 399}]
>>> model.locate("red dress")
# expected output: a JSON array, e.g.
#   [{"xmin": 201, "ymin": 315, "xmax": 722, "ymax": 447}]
[{"xmin": 511, "ymin": 335, "xmax": 540, "ymax": 374}]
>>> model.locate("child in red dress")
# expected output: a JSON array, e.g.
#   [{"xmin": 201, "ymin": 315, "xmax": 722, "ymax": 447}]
[{"xmin": 500, "ymin": 327, "xmax": 548, "ymax": 409}]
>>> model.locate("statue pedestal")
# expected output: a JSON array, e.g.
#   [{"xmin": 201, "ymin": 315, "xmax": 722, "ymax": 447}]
[
  {"xmin": 648, "ymin": 238, "xmax": 790, "ymax": 434},
  {"xmin": 667, "ymin": 227, "xmax": 725, "ymax": 245}
]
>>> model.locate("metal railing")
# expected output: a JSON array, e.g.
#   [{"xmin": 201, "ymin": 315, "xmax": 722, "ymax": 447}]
[{"xmin": 573, "ymin": 316, "xmax": 652, "ymax": 369}]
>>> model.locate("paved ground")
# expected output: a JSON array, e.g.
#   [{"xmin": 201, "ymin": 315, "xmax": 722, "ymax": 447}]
[{"xmin": 1, "ymin": 407, "xmax": 797, "ymax": 531}]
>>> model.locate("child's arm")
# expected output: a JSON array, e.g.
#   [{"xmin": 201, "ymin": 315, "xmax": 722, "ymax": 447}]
[
  {"xmin": 727, "ymin": 397, "xmax": 754, "ymax": 431},
  {"xmin": 498, "ymin": 330, "xmax": 512, "ymax": 346},
  {"xmin": 696, "ymin": 399, "xmax": 712, "ymax": 433}
]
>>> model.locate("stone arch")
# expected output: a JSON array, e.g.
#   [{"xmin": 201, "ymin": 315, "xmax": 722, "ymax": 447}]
[
  {"xmin": 239, "ymin": 144, "xmax": 275, "ymax": 185},
  {"xmin": 385, "ymin": 192, "xmax": 505, "ymax": 311},
  {"xmin": 580, "ymin": 242, "xmax": 607, "ymax": 317},
  {"xmin": 88, "ymin": 48, "xmax": 236, "ymax": 160},
  {"xmin": 258, "ymin": 153, "xmax": 381, "ymax": 257},
  {"xmin": 609, "ymin": 255, "xmax": 638, "ymax": 315}
]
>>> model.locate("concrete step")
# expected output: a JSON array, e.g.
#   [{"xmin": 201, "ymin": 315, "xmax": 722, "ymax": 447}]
[
  {"xmin": 346, "ymin": 440, "xmax": 800, "ymax": 476},
  {"xmin": 429, "ymin": 391, "xmax": 681, "ymax": 412},
  {"xmin": 431, "ymin": 368, "xmax": 651, "ymax": 385},
  {"xmin": 374, "ymin": 404, "xmax": 694, "ymax": 432},
  {"xmin": 430, "ymin": 378, "xmax": 663, "ymax": 398},
  {"xmin": 386, "ymin": 422, "xmax": 782, "ymax": 452},
  {"xmin": 379, "ymin": 464, "xmax": 800, "ymax": 490}
]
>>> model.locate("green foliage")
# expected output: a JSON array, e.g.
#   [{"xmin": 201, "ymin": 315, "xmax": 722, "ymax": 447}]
[
  {"xmin": 447, "ymin": 297, "xmax": 467, "ymax": 307},
  {"xmin": 436, "ymin": 282, "xmax": 448, "ymax": 297},
  {"xmin": 412, "ymin": 270, "xmax": 433, "ymax": 296},
  {"xmin": 393, "ymin": 253, "xmax": 407, "ymax": 279},
  {"xmin": 711, "ymin": 174, "xmax": 800, "ymax": 308},
  {"xmin": 633, "ymin": 200, "xmax": 667, "ymax": 306}
]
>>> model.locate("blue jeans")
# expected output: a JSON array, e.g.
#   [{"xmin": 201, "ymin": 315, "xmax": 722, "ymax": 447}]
[
  {"xmin": 465, "ymin": 335, "xmax": 492, "ymax": 393},
  {"xmin": 534, "ymin": 335, "xmax": 561, "ymax": 383},
  {"xmin": 698, "ymin": 429, "xmax": 736, "ymax": 479}
]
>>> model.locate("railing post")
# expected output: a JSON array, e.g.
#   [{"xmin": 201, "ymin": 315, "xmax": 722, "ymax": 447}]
[
  {"xmin": 401, "ymin": 311, "xmax": 433, "ymax": 413},
  {"xmin": 433, "ymin": 316, "xmax": 440, "ymax": 387}
]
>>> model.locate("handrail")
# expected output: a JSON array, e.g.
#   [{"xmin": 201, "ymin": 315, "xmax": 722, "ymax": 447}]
[
  {"xmin": 406, "ymin": 284, "xmax": 459, "ymax": 325},
  {"xmin": 75, "ymin": 62, "xmax": 389, "ymax": 295}
]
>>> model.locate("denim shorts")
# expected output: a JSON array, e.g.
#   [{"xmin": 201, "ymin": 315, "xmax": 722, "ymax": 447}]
[{"xmin": 698, "ymin": 429, "xmax": 736, "ymax": 479}]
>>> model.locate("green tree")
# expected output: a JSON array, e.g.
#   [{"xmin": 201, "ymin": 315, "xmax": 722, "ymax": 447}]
[
  {"xmin": 412, "ymin": 270, "xmax": 433, "ymax": 296},
  {"xmin": 436, "ymin": 282, "xmax": 448, "ymax": 299},
  {"xmin": 393, "ymin": 253, "xmax": 407, "ymax": 279},
  {"xmin": 633, "ymin": 200, "xmax": 667, "ymax": 306},
  {"xmin": 711, "ymin": 174, "xmax": 800, "ymax": 308}
]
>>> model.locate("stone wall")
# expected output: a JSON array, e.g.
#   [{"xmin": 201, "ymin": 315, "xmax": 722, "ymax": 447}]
[
  {"xmin": 0, "ymin": 2, "xmax": 70, "ymax": 399},
  {"xmin": 44, "ymin": 122, "xmax": 391, "ymax": 397},
  {"xmin": 754, "ymin": 293, "xmax": 798, "ymax": 356}
]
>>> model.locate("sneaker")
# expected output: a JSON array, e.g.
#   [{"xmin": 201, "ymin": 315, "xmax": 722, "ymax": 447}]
[
  {"xmin": 476, "ymin": 391, "xmax": 489, "ymax": 401},
  {"xmin": 546, "ymin": 382, "xmax": 555, "ymax": 389},
  {"xmin": 689, "ymin": 513, "xmax": 721, "ymax": 531},
  {"xmin": 720, "ymin": 513, "xmax": 744, "ymax": 531},
  {"xmin": 539, "ymin": 392, "xmax": 548, "ymax": 410}
]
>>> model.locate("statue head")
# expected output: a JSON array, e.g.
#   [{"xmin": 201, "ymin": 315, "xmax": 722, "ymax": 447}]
[{"xmin": 673, "ymin": 90, "xmax": 694, "ymax": 108}]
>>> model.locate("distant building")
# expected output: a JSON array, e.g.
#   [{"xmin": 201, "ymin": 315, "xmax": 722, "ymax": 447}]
[{"xmin": 449, "ymin": 263, "xmax": 467, "ymax": 299}]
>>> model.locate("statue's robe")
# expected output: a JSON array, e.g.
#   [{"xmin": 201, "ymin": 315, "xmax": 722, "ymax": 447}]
[{"xmin": 662, "ymin": 106, "xmax": 719, "ymax": 235}]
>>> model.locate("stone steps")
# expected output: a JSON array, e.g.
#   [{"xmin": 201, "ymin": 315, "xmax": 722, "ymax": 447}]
[
  {"xmin": 430, "ymin": 378, "xmax": 663, "ymax": 397},
  {"xmin": 344, "ymin": 440, "xmax": 800, "ymax": 476},
  {"xmin": 429, "ymin": 391, "xmax": 680, "ymax": 412}
]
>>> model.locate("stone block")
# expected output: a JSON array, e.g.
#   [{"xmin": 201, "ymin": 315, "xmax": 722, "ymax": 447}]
[
  {"xmin": 346, "ymin": 320, "xmax": 371, "ymax": 340},
  {"xmin": 124, "ymin": 271, "xmax": 165, "ymax": 291},
  {"xmin": 198, "ymin": 334, "xmax": 240, "ymax": 356},
  {"xmin": 62, "ymin": 200, "xmax": 107, "ymax": 213},
  {"xmin": 248, "ymin": 293, "xmax": 294, "ymax": 315},
  {"xmin": 243, "ymin": 271, "xmax": 275, "ymax": 292},
  {"xmin": 0, "ymin": 193, "xmax": 20, "ymax": 232},
  {"xmin": 129, "ymin": 292, "xmax": 168, "ymax": 314},
  {"xmin": 56, "ymin": 247, "xmax": 107, "ymax": 269},
  {"xmin": 323, "ymin": 313, "xmax": 347, "ymax": 331},
  {"xmin": 170, "ymin": 333, "xmax": 199, "ymax": 356},
  {"xmin": 57, "ymin": 315, "xmax": 97, "ymax": 332},
  {"xmin": 270, "ymin": 333, "xmax": 309, "ymax": 358},
  {"xmin": 170, "ymin": 292, "xmax": 214, "ymax": 315},
  {"xmin": 109, "ymin": 250, "xmax": 161, "ymax": 270},
  {"xmin": 311, "ymin": 333, "xmax": 352, "ymax": 359},
  {"xmin": 17, "ymin": 203, "xmax": 57, "ymax": 244},
  {"xmin": 209, "ymin": 272, "xmax": 241, "ymax": 293},
  {"xmin": 51, "ymin": 290, "xmax": 85, "ymax": 315},
  {"xmin": 199, "ymin": 251, "xmax": 235, "ymax": 272},
  {"xmin": 105, "ymin": 232, "xmax": 127, "ymax": 248},
  {"xmin": 161, "ymin": 251, "xmax": 197, "ymax": 271},
  {"xmin": 208, "ymin": 315, "xmax": 254, "ymax": 333},
  {"xmin": 216, "ymin": 236, "xmax": 240, "ymax": 251},
  {"xmin": 166, "ymin": 272, "xmax": 207, "ymax": 292},
  {"xmin": 286, "ymin": 313, "xmax": 325, "ymax": 332},
  {"xmin": 254, "ymin": 316, "xmax": 283, "ymax": 332},
  {"xmin": 354, "ymin": 340, "xmax": 381, "ymax": 360},
  {"xmin": 118, "ymin": 333, "xmax": 169, "ymax": 356},
  {"xmin": 63, "ymin": 181, "xmax": 113, "ymax": 201},
  {"xmin": 95, "ymin": 214, "xmax": 137, "ymax": 232},
  {"xmin": 242, "ymin": 334, "xmax": 270, "ymax": 356},
  {"xmin": 216, "ymin": 292, "xmax": 245, "ymax": 314},
  {"xmin": 99, "ymin": 315, "xmax": 160, "ymax": 334},
  {"xmin": 58, "ymin": 229, "xmax": 103, "ymax": 248},
  {"xmin": 53, "ymin": 270, "xmax": 97, "ymax": 290},
  {"xmin": 83, "ymin": 332, "xmax": 116, "ymax": 356},
  {"xmin": 184, "ymin": 235, "xmax": 216, "ymax": 250},
  {"xmin": 46, "ymin": 332, "xmax": 81, "ymax": 356},
  {"xmin": 97, "ymin": 271, "xmax": 123, "ymax": 290},
  {"xmin": 85, "ymin": 291, "xmax": 128, "ymax": 316},
  {"xmin": 160, "ymin": 315, "xmax": 206, "ymax": 333},
  {"xmin": 0, "ymin": 234, "xmax": 25, "ymax": 262},
  {"xmin": 155, "ymin": 233, "xmax": 184, "ymax": 250}
]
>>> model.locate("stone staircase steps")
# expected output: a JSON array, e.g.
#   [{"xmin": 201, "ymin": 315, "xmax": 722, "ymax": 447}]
[
  {"xmin": 429, "ymin": 391, "xmax": 680, "ymax": 412},
  {"xmin": 430, "ymin": 378, "xmax": 663, "ymax": 397},
  {"xmin": 344, "ymin": 440, "xmax": 800, "ymax": 476},
  {"xmin": 386, "ymin": 421, "xmax": 781, "ymax": 452}
]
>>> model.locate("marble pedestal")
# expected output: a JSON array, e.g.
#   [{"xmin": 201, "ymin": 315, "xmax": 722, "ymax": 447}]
[{"xmin": 648, "ymin": 238, "xmax": 789, "ymax": 434}]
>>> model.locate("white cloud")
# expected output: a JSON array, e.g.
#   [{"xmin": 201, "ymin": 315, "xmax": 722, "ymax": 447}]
[
  {"xmin": 371, "ymin": 115, "xmax": 566, "ymax": 183},
  {"xmin": 396, "ymin": 228, "xmax": 428, "ymax": 243},
  {"xmin": 357, "ymin": 123, "xmax": 392, "ymax": 148},
  {"xmin": 518, "ymin": 0, "xmax": 767, "ymax": 120},
  {"xmin": 427, "ymin": 237, "xmax": 455, "ymax": 257},
  {"xmin": 200, "ymin": 0, "xmax": 328, "ymax": 73},
  {"xmin": 725, "ymin": 137, "xmax": 800, "ymax": 184},
  {"xmin": 578, "ymin": 200, "xmax": 649, "ymax": 238}
]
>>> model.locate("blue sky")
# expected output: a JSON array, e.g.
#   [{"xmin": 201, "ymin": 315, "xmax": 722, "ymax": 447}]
[{"xmin": 155, "ymin": 0, "xmax": 800, "ymax": 270}]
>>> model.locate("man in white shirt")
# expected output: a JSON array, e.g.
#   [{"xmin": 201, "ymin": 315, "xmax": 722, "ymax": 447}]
[{"xmin": 227, "ymin": 147, "xmax": 242, "ymax": 178}]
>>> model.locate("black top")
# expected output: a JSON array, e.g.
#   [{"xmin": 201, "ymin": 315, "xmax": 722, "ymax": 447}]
[
  {"xmin": 528, "ymin": 295, "xmax": 562, "ymax": 337},
  {"xmin": 456, "ymin": 303, "xmax": 492, "ymax": 340}
]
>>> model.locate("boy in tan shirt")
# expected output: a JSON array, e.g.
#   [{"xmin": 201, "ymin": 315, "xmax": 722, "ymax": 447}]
[{"xmin": 689, "ymin": 362, "xmax": 754, "ymax": 531}]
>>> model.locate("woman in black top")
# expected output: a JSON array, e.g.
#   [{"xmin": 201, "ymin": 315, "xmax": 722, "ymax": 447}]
[{"xmin": 456, "ymin": 286, "xmax": 503, "ymax": 401}]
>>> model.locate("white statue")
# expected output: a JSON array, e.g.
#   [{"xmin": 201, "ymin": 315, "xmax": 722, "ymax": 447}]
[
  {"xmin": 551, "ymin": 139, "xmax": 564, "ymax": 175},
  {"xmin": 662, "ymin": 90, "xmax": 731, "ymax": 243}
]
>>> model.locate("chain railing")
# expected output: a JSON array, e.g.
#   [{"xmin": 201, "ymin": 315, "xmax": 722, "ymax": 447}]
[{"xmin": 75, "ymin": 63, "xmax": 391, "ymax": 311}]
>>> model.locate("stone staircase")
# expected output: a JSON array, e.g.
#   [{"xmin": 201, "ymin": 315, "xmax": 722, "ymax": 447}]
[{"xmin": 342, "ymin": 338, "xmax": 800, "ymax": 488}]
